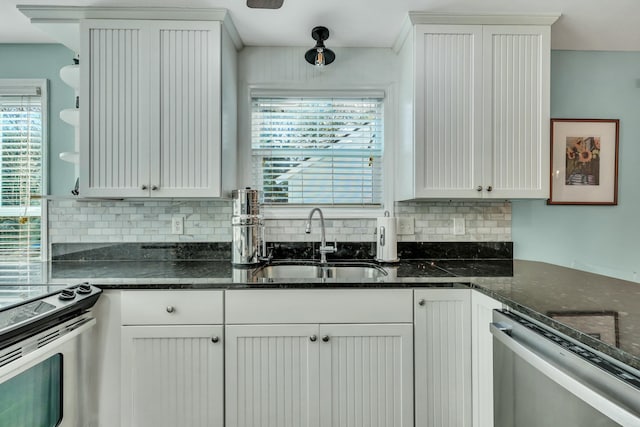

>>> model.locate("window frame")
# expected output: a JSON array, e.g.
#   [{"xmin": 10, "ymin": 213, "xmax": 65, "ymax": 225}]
[
  {"xmin": 247, "ymin": 87, "xmax": 394, "ymax": 220},
  {"xmin": 0, "ymin": 79, "xmax": 48, "ymax": 263}
]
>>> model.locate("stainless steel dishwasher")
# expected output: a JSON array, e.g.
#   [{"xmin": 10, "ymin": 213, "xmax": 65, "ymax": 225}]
[{"xmin": 491, "ymin": 309, "xmax": 640, "ymax": 427}]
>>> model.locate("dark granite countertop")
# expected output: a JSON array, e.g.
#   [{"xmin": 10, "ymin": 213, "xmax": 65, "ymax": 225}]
[
  {"xmin": 474, "ymin": 261, "xmax": 640, "ymax": 372},
  {"xmin": 1, "ymin": 258, "xmax": 639, "ymax": 372},
  {"xmin": 47, "ymin": 258, "xmax": 513, "ymax": 284}
]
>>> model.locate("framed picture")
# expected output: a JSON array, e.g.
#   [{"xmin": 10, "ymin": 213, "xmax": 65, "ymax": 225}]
[
  {"xmin": 548, "ymin": 310, "xmax": 619, "ymax": 347},
  {"xmin": 548, "ymin": 119, "xmax": 619, "ymax": 205}
]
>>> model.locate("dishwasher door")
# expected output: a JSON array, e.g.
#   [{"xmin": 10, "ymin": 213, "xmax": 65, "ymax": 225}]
[{"xmin": 492, "ymin": 309, "xmax": 640, "ymax": 427}]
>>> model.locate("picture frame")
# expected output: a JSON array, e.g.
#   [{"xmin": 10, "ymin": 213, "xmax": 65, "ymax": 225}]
[
  {"xmin": 548, "ymin": 310, "xmax": 619, "ymax": 347},
  {"xmin": 548, "ymin": 119, "xmax": 619, "ymax": 205}
]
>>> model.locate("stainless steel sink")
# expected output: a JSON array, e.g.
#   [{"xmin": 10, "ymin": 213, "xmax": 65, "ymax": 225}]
[{"xmin": 253, "ymin": 262, "xmax": 387, "ymax": 280}]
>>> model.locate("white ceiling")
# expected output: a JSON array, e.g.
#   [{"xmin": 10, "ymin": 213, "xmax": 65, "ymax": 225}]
[{"xmin": 3, "ymin": 0, "xmax": 640, "ymax": 51}]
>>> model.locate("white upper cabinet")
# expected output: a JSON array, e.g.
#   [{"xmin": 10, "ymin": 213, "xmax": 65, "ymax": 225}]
[
  {"xmin": 482, "ymin": 25, "xmax": 550, "ymax": 199},
  {"xmin": 396, "ymin": 14, "xmax": 558, "ymax": 200},
  {"xmin": 80, "ymin": 17, "xmax": 238, "ymax": 198},
  {"xmin": 413, "ymin": 24, "xmax": 484, "ymax": 199}
]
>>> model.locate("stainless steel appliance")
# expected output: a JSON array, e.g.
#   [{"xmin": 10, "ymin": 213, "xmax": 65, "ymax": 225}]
[
  {"xmin": 492, "ymin": 309, "xmax": 640, "ymax": 427},
  {"xmin": 0, "ymin": 283, "xmax": 101, "ymax": 427},
  {"xmin": 231, "ymin": 188, "xmax": 264, "ymax": 266}
]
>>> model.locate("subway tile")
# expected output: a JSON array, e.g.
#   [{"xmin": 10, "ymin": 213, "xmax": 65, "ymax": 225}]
[{"xmin": 47, "ymin": 199, "xmax": 511, "ymax": 245}]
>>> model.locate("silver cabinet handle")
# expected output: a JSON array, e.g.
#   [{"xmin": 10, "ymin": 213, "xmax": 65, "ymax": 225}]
[
  {"xmin": 309, "ymin": 335, "xmax": 317, "ymax": 342},
  {"xmin": 141, "ymin": 185, "xmax": 148, "ymax": 190},
  {"xmin": 211, "ymin": 336, "xmax": 220, "ymax": 343},
  {"xmin": 418, "ymin": 299, "xmax": 426, "ymax": 306},
  {"xmin": 487, "ymin": 186, "xmax": 493, "ymax": 192},
  {"xmin": 476, "ymin": 186, "xmax": 483, "ymax": 191},
  {"xmin": 166, "ymin": 306, "xmax": 175, "ymax": 313},
  {"xmin": 322, "ymin": 335, "xmax": 330, "ymax": 342},
  {"xmin": 151, "ymin": 185, "xmax": 159, "ymax": 191}
]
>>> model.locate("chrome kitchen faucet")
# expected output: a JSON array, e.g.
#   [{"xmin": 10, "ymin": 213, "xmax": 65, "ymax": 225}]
[{"xmin": 305, "ymin": 207, "xmax": 336, "ymax": 264}]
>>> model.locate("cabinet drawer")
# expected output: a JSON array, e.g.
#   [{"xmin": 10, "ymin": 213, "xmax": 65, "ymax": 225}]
[
  {"xmin": 226, "ymin": 289, "xmax": 413, "ymax": 324},
  {"xmin": 121, "ymin": 290, "xmax": 223, "ymax": 325}
]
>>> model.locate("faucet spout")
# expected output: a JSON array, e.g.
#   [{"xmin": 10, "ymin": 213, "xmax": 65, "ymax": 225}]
[{"xmin": 305, "ymin": 208, "xmax": 335, "ymax": 263}]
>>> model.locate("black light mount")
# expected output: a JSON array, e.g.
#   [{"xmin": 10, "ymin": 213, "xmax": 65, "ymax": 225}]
[
  {"xmin": 246, "ymin": 0, "xmax": 284, "ymax": 9},
  {"xmin": 305, "ymin": 26, "xmax": 335, "ymax": 66}
]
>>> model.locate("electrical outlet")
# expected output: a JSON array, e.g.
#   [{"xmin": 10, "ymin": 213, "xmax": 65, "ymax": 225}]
[
  {"xmin": 171, "ymin": 216, "xmax": 184, "ymax": 235},
  {"xmin": 397, "ymin": 217, "xmax": 414, "ymax": 235},
  {"xmin": 453, "ymin": 217, "xmax": 465, "ymax": 235}
]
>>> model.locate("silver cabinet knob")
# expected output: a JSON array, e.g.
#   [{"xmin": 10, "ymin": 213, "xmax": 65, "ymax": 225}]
[
  {"xmin": 211, "ymin": 336, "xmax": 220, "ymax": 343},
  {"xmin": 166, "ymin": 306, "xmax": 175, "ymax": 313},
  {"xmin": 476, "ymin": 186, "xmax": 483, "ymax": 192},
  {"xmin": 322, "ymin": 335, "xmax": 330, "ymax": 342},
  {"xmin": 309, "ymin": 335, "xmax": 317, "ymax": 342},
  {"xmin": 418, "ymin": 299, "xmax": 426, "ymax": 306},
  {"xmin": 151, "ymin": 185, "xmax": 159, "ymax": 191},
  {"xmin": 486, "ymin": 186, "xmax": 493, "ymax": 192},
  {"xmin": 141, "ymin": 185, "xmax": 148, "ymax": 190}
]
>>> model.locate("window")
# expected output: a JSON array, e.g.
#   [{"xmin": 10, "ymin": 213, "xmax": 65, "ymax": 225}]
[
  {"xmin": 0, "ymin": 81, "xmax": 45, "ymax": 265},
  {"xmin": 251, "ymin": 93, "xmax": 384, "ymax": 206}
]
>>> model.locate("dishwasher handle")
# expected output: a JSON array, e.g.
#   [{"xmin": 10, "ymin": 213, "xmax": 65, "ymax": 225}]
[{"xmin": 490, "ymin": 322, "xmax": 640, "ymax": 427}]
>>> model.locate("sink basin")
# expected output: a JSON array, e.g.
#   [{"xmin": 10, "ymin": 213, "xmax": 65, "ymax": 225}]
[{"xmin": 253, "ymin": 262, "xmax": 387, "ymax": 280}]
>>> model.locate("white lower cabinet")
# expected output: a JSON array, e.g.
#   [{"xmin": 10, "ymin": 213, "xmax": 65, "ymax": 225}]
[
  {"xmin": 471, "ymin": 290, "xmax": 503, "ymax": 427},
  {"xmin": 225, "ymin": 324, "xmax": 320, "ymax": 427},
  {"xmin": 414, "ymin": 289, "xmax": 472, "ymax": 427},
  {"xmin": 225, "ymin": 289, "xmax": 414, "ymax": 427},
  {"xmin": 121, "ymin": 325, "xmax": 224, "ymax": 427},
  {"xmin": 111, "ymin": 288, "xmax": 496, "ymax": 427},
  {"xmin": 225, "ymin": 323, "xmax": 413, "ymax": 427},
  {"xmin": 120, "ymin": 290, "xmax": 224, "ymax": 427},
  {"xmin": 319, "ymin": 323, "xmax": 413, "ymax": 427}
]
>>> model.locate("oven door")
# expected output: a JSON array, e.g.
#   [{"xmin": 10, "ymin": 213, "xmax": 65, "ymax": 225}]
[{"xmin": 0, "ymin": 315, "xmax": 96, "ymax": 427}]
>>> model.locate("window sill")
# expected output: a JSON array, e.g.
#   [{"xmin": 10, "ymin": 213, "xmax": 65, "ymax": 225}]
[{"xmin": 261, "ymin": 206, "xmax": 388, "ymax": 220}]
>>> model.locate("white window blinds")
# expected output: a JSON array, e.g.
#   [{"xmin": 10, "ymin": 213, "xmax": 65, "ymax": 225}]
[
  {"xmin": 251, "ymin": 95, "xmax": 384, "ymax": 205},
  {"xmin": 0, "ymin": 88, "xmax": 43, "ymax": 263}
]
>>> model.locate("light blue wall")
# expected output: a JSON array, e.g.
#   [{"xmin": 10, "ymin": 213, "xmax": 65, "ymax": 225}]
[
  {"xmin": 0, "ymin": 44, "xmax": 75, "ymax": 196},
  {"xmin": 513, "ymin": 50, "xmax": 640, "ymax": 282}
]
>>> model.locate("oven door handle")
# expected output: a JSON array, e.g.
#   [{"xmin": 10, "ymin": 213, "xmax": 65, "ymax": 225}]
[
  {"xmin": 0, "ymin": 317, "xmax": 96, "ymax": 382},
  {"xmin": 490, "ymin": 322, "xmax": 640, "ymax": 427}
]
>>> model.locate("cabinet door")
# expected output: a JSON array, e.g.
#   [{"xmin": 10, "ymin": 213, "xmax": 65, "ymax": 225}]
[
  {"xmin": 80, "ymin": 20, "xmax": 152, "ymax": 198},
  {"xmin": 225, "ymin": 324, "xmax": 321, "ymax": 427},
  {"xmin": 318, "ymin": 323, "xmax": 413, "ymax": 427},
  {"xmin": 413, "ymin": 25, "xmax": 484, "ymax": 198},
  {"xmin": 482, "ymin": 25, "xmax": 550, "ymax": 198},
  {"xmin": 154, "ymin": 21, "xmax": 222, "ymax": 197},
  {"xmin": 81, "ymin": 20, "xmax": 223, "ymax": 198},
  {"xmin": 121, "ymin": 325, "xmax": 223, "ymax": 427},
  {"xmin": 414, "ymin": 289, "xmax": 471, "ymax": 427},
  {"xmin": 471, "ymin": 291, "xmax": 503, "ymax": 427}
]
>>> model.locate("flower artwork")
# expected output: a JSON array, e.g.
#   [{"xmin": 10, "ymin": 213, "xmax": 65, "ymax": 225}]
[
  {"xmin": 565, "ymin": 136, "xmax": 600, "ymax": 186},
  {"xmin": 549, "ymin": 119, "xmax": 619, "ymax": 205}
]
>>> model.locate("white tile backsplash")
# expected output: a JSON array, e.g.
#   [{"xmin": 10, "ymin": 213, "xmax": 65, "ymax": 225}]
[
  {"xmin": 48, "ymin": 200, "xmax": 232, "ymax": 244},
  {"xmin": 48, "ymin": 199, "xmax": 511, "ymax": 245},
  {"xmin": 396, "ymin": 201, "xmax": 511, "ymax": 242}
]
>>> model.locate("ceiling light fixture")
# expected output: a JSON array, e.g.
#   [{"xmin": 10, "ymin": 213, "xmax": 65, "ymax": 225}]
[
  {"xmin": 305, "ymin": 26, "xmax": 335, "ymax": 67},
  {"xmin": 246, "ymin": 0, "xmax": 284, "ymax": 9}
]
